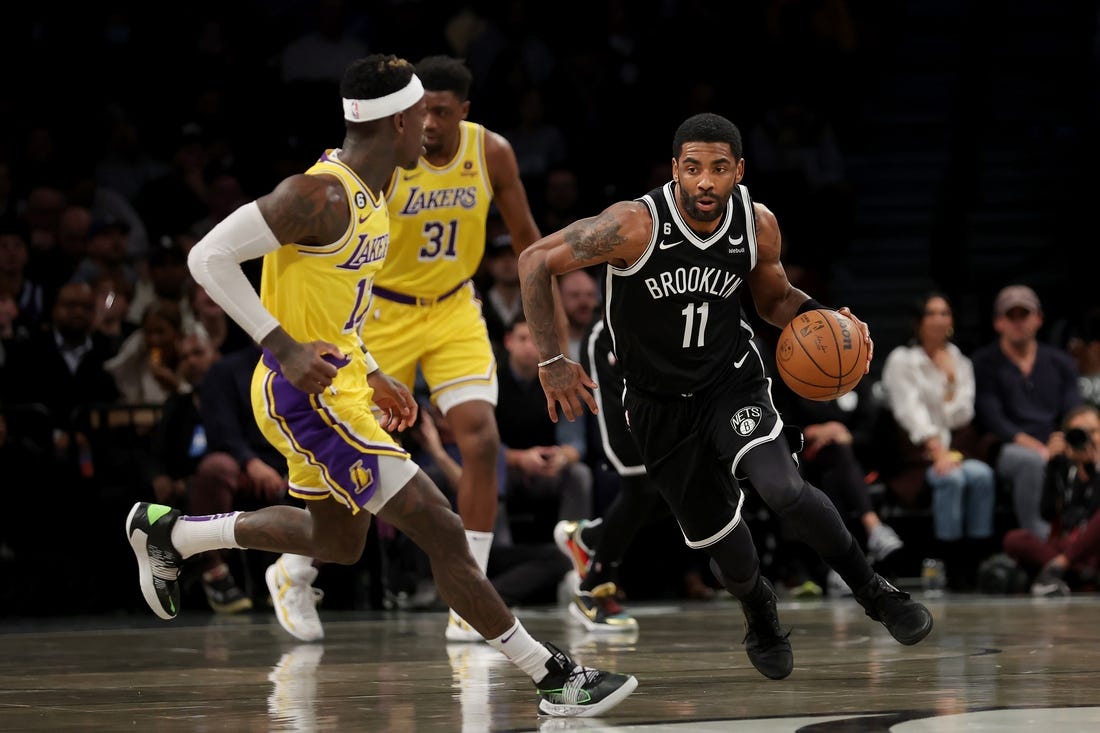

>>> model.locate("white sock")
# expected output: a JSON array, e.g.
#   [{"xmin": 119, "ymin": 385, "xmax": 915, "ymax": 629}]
[
  {"xmin": 450, "ymin": 530, "xmax": 495, "ymax": 630},
  {"xmin": 464, "ymin": 530, "xmax": 493, "ymax": 574},
  {"xmin": 486, "ymin": 619, "xmax": 553, "ymax": 683},
  {"xmin": 171, "ymin": 512, "xmax": 242, "ymax": 559},
  {"xmin": 277, "ymin": 553, "xmax": 316, "ymax": 582}
]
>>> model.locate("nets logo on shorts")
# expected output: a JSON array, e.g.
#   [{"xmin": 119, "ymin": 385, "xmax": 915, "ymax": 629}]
[{"xmin": 730, "ymin": 406, "xmax": 762, "ymax": 436}]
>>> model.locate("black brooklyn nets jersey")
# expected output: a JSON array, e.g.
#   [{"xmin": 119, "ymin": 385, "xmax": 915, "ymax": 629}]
[{"xmin": 604, "ymin": 181, "xmax": 758, "ymax": 396}]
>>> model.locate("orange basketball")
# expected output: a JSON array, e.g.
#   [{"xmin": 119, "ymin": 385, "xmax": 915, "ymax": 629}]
[{"xmin": 775, "ymin": 309, "xmax": 865, "ymax": 401}]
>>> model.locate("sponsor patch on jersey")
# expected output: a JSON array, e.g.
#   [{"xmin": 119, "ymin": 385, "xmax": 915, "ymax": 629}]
[{"xmin": 730, "ymin": 406, "xmax": 762, "ymax": 436}]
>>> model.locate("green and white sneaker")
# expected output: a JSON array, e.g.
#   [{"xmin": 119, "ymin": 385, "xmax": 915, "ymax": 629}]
[
  {"xmin": 535, "ymin": 642, "xmax": 638, "ymax": 717},
  {"xmin": 126, "ymin": 502, "xmax": 184, "ymax": 620}
]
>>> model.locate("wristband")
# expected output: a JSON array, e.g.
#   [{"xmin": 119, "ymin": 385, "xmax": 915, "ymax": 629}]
[
  {"xmin": 363, "ymin": 350, "xmax": 380, "ymax": 374},
  {"xmin": 796, "ymin": 298, "xmax": 830, "ymax": 315},
  {"xmin": 538, "ymin": 353, "xmax": 566, "ymax": 368}
]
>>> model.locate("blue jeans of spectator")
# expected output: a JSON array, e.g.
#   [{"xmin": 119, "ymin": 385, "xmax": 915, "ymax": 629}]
[
  {"xmin": 996, "ymin": 443, "xmax": 1049, "ymax": 541},
  {"xmin": 925, "ymin": 458, "xmax": 996, "ymax": 541}
]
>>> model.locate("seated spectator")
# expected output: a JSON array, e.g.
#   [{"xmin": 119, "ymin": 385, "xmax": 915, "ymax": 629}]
[
  {"xmin": 90, "ymin": 273, "xmax": 137, "ymax": 355},
  {"xmin": 478, "ymin": 234, "xmax": 521, "ymax": 349},
  {"xmin": 0, "ymin": 218, "xmax": 46, "ymax": 336},
  {"xmin": 1, "ymin": 281, "xmax": 119, "ymax": 472},
  {"xmin": 972, "ymin": 285, "xmax": 1083, "ymax": 540},
  {"xmin": 558, "ymin": 269, "xmax": 600, "ymax": 363},
  {"xmin": 72, "ymin": 216, "xmax": 138, "ymax": 299},
  {"xmin": 1003, "ymin": 405, "xmax": 1100, "ymax": 595},
  {"xmin": 496, "ymin": 314, "xmax": 593, "ymax": 534},
  {"xmin": 881, "ymin": 292, "xmax": 997, "ymax": 590},
  {"xmin": 128, "ymin": 234, "xmax": 194, "ymax": 330},
  {"xmin": 104, "ymin": 300, "xmax": 185, "ymax": 405}
]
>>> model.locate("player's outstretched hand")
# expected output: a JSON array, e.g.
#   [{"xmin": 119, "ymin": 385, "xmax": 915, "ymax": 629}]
[
  {"xmin": 836, "ymin": 306, "xmax": 873, "ymax": 374},
  {"xmin": 538, "ymin": 358, "xmax": 598, "ymax": 423},
  {"xmin": 369, "ymin": 370, "xmax": 418, "ymax": 432}
]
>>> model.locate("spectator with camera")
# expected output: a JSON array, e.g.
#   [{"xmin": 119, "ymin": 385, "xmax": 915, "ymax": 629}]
[{"xmin": 1002, "ymin": 404, "xmax": 1100, "ymax": 595}]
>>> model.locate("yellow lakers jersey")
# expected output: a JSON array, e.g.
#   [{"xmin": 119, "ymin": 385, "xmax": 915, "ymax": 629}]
[
  {"xmin": 379, "ymin": 120, "xmax": 493, "ymax": 297},
  {"xmin": 258, "ymin": 149, "xmax": 389, "ymax": 395}
]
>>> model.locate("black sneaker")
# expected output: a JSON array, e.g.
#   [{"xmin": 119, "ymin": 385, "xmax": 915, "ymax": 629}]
[
  {"xmin": 1030, "ymin": 562, "xmax": 1071, "ymax": 597},
  {"xmin": 204, "ymin": 567, "xmax": 253, "ymax": 614},
  {"xmin": 854, "ymin": 574, "xmax": 934, "ymax": 645},
  {"xmin": 740, "ymin": 577, "xmax": 794, "ymax": 680},
  {"xmin": 535, "ymin": 642, "xmax": 638, "ymax": 717},
  {"xmin": 126, "ymin": 502, "xmax": 184, "ymax": 620}
]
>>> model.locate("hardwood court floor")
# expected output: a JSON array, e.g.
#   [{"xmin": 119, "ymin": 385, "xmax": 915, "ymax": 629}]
[{"xmin": 2, "ymin": 594, "xmax": 1100, "ymax": 732}]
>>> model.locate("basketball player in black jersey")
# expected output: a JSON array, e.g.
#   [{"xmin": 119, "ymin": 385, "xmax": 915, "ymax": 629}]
[{"xmin": 519, "ymin": 113, "xmax": 933, "ymax": 680}]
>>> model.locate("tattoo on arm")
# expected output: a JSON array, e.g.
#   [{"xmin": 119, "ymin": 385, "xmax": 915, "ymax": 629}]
[
  {"xmin": 265, "ymin": 176, "xmax": 347, "ymax": 245},
  {"xmin": 565, "ymin": 213, "xmax": 626, "ymax": 261},
  {"xmin": 523, "ymin": 261, "xmax": 560, "ymax": 356}
]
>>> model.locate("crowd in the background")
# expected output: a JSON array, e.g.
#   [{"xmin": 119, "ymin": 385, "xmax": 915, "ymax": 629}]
[{"xmin": 1, "ymin": 1, "xmax": 1097, "ymax": 616}]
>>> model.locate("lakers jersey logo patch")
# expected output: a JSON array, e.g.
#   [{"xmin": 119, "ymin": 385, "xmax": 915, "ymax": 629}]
[
  {"xmin": 397, "ymin": 186, "xmax": 479, "ymax": 214},
  {"xmin": 338, "ymin": 232, "xmax": 389, "ymax": 270},
  {"xmin": 350, "ymin": 460, "xmax": 375, "ymax": 495},
  {"xmin": 730, "ymin": 406, "xmax": 762, "ymax": 436}
]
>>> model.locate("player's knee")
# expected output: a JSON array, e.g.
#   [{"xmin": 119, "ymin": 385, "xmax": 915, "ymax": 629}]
[
  {"xmin": 314, "ymin": 532, "xmax": 367, "ymax": 565},
  {"xmin": 196, "ymin": 452, "xmax": 239, "ymax": 485},
  {"xmin": 760, "ymin": 475, "xmax": 808, "ymax": 515}
]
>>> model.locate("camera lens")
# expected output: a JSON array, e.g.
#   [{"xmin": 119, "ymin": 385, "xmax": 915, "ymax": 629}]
[{"xmin": 1065, "ymin": 427, "xmax": 1091, "ymax": 451}]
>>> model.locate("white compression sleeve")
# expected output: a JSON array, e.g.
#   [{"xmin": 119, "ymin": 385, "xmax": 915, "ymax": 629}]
[{"xmin": 187, "ymin": 201, "xmax": 283, "ymax": 343}]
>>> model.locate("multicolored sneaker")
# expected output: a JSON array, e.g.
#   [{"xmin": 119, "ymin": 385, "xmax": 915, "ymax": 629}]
[
  {"xmin": 203, "ymin": 564, "xmax": 253, "ymax": 614},
  {"xmin": 568, "ymin": 582, "xmax": 638, "ymax": 633},
  {"xmin": 126, "ymin": 502, "xmax": 184, "ymax": 620},
  {"xmin": 265, "ymin": 558, "xmax": 324, "ymax": 642},
  {"xmin": 445, "ymin": 609, "xmax": 485, "ymax": 643},
  {"xmin": 553, "ymin": 520, "xmax": 593, "ymax": 580},
  {"xmin": 535, "ymin": 642, "xmax": 638, "ymax": 717}
]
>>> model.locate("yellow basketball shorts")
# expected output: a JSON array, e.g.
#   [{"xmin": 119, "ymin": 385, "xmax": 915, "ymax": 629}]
[
  {"xmin": 362, "ymin": 281, "xmax": 498, "ymax": 412},
  {"xmin": 250, "ymin": 351, "xmax": 416, "ymax": 514}
]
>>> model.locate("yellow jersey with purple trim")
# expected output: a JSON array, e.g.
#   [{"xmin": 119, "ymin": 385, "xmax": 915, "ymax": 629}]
[
  {"xmin": 379, "ymin": 120, "xmax": 493, "ymax": 298},
  {"xmin": 257, "ymin": 149, "xmax": 388, "ymax": 397}
]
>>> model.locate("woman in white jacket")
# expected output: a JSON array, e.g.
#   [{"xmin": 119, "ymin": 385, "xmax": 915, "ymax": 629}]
[{"xmin": 881, "ymin": 292, "xmax": 996, "ymax": 589}]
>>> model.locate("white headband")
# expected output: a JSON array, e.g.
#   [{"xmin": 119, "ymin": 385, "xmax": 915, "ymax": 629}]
[{"xmin": 342, "ymin": 75, "xmax": 424, "ymax": 122}]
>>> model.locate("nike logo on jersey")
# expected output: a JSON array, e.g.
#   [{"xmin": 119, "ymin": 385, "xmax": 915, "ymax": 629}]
[
  {"xmin": 658, "ymin": 239, "xmax": 684, "ymax": 250},
  {"xmin": 403, "ymin": 171, "xmax": 422, "ymax": 181},
  {"xmin": 728, "ymin": 234, "xmax": 744, "ymax": 245},
  {"xmin": 734, "ymin": 353, "xmax": 749, "ymax": 368},
  {"xmin": 358, "ymin": 213, "xmax": 372, "ymax": 224}
]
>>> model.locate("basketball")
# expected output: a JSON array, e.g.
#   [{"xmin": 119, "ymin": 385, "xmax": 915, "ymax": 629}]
[{"xmin": 775, "ymin": 309, "xmax": 865, "ymax": 401}]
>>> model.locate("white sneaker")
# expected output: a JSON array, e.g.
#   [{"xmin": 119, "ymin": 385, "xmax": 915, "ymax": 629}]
[
  {"xmin": 445, "ymin": 609, "xmax": 485, "ymax": 643},
  {"xmin": 867, "ymin": 523, "xmax": 904, "ymax": 563},
  {"xmin": 266, "ymin": 558, "xmax": 324, "ymax": 642},
  {"xmin": 827, "ymin": 569, "xmax": 853, "ymax": 598}
]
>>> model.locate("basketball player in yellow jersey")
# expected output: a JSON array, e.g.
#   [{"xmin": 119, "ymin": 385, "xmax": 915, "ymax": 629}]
[
  {"xmin": 367, "ymin": 56, "xmax": 544, "ymax": 642},
  {"xmin": 123, "ymin": 53, "xmax": 637, "ymax": 717}
]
